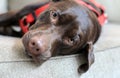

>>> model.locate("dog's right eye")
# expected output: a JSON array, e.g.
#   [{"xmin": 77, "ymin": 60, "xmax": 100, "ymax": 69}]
[
  {"xmin": 50, "ymin": 11, "xmax": 60, "ymax": 25},
  {"xmin": 52, "ymin": 0, "xmax": 61, "ymax": 2},
  {"xmin": 50, "ymin": 11, "xmax": 59, "ymax": 19}
]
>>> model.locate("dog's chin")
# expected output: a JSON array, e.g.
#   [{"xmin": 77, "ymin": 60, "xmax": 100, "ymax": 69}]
[
  {"xmin": 26, "ymin": 51, "xmax": 51, "ymax": 64},
  {"xmin": 32, "ymin": 55, "xmax": 51, "ymax": 65}
]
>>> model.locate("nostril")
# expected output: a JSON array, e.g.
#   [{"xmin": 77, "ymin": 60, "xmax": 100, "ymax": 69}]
[
  {"xmin": 36, "ymin": 48, "xmax": 40, "ymax": 52},
  {"xmin": 32, "ymin": 42, "xmax": 35, "ymax": 46}
]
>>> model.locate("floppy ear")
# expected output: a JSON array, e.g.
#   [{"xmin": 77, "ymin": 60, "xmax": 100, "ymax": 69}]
[
  {"xmin": 88, "ymin": 9, "xmax": 102, "ymax": 44},
  {"xmin": 78, "ymin": 8, "xmax": 102, "ymax": 73},
  {"xmin": 78, "ymin": 42, "xmax": 94, "ymax": 73}
]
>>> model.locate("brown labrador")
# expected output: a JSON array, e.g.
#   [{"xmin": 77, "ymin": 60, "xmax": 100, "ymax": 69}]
[{"xmin": 0, "ymin": 0, "xmax": 103, "ymax": 73}]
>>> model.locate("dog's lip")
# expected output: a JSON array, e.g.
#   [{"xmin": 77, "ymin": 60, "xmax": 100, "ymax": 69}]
[
  {"xmin": 29, "ymin": 53, "xmax": 51, "ymax": 63},
  {"xmin": 25, "ymin": 49, "xmax": 33, "ymax": 58}
]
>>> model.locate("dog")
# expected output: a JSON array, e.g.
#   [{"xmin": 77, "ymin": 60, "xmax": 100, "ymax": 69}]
[{"xmin": 0, "ymin": 0, "xmax": 107, "ymax": 73}]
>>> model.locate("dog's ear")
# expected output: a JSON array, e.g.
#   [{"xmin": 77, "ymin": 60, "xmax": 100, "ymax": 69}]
[
  {"xmin": 77, "ymin": 8, "xmax": 102, "ymax": 73},
  {"xmin": 89, "ymin": 10, "xmax": 102, "ymax": 44},
  {"xmin": 78, "ymin": 42, "xmax": 94, "ymax": 73}
]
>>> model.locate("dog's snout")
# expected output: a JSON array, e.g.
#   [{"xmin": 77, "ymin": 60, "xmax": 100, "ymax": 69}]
[{"xmin": 27, "ymin": 35, "xmax": 49, "ymax": 56}]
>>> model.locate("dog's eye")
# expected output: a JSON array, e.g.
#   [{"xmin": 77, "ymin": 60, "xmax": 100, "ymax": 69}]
[
  {"xmin": 63, "ymin": 35, "xmax": 80, "ymax": 46},
  {"xmin": 52, "ymin": 0, "xmax": 61, "ymax": 2},
  {"xmin": 63, "ymin": 38, "xmax": 73, "ymax": 46},
  {"xmin": 50, "ymin": 11, "xmax": 59, "ymax": 19},
  {"xmin": 50, "ymin": 10, "xmax": 60, "ymax": 25}
]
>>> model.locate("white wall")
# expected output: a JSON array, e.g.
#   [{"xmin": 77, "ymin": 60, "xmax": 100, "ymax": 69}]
[
  {"xmin": 0, "ymin": 0, "xmax": 8, "ymax": 13},
  {"xmin": 96, "ymin": 0, "xmax": 120, "ymax": 23},
  {"xmin": 8, "ymin": 0, "xmax": 47, "ymax": 10}
]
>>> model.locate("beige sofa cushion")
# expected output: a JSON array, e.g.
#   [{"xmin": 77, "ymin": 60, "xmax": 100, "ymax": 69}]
[{"xmin": 96, "ymin": 0, "xmax": 120, "ymax": 23}]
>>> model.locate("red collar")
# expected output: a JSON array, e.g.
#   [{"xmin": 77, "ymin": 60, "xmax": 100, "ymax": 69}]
[
  {"xmin": 19, "ymin": 0, "xmax": 107, "ymax": 34},
  {"xmin": 19, "ymin": 3, "xmax": 49, "ymax": 33}
]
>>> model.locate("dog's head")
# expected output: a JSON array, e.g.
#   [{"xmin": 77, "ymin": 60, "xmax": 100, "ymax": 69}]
[{"xmin": 22, "ymin": 0, "xmax": 101, "ymax": 69}]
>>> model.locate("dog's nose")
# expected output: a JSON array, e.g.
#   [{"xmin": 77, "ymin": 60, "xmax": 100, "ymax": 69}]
[{"xmin": 28, "ymin": 36, "xmax": 47, "ymax": 55}]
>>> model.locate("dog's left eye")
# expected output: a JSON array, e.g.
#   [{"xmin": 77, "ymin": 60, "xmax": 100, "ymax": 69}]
[
  {"xmin": 70, "ymin": 35, "xmax": 80, "ymax": 43},
  {"xmin": 63, "ymin": 35, "xmax": 80, "ymax": 46}
]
